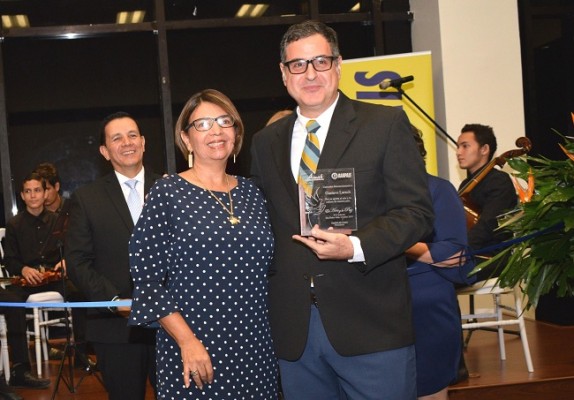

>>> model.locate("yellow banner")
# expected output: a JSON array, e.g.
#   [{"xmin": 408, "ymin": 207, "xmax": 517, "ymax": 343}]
[{"xmin": 340, "ymin": 51, "xmax": 437, "ymax": 174}]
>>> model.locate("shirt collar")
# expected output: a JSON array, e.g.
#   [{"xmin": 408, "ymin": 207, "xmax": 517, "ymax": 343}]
[
  {"xmin": 296, "ymin": 92, "xmax": 339, "ymax": 133},
  {"xmin": 115, "ymin": 167, "xmax": 145, "ymax": 186},
  {"xmin": 24, "ymin": 207, "xmax": 50, "ymax": 222}
]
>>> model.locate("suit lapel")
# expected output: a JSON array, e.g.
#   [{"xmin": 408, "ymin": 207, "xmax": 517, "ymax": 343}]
[
  {"xmin": 271, "ymin": 115, "xmax": 299, "ymax": 205},
  {"xmin": 103, "ymin": 173, "xmax": 134, "ymax": 230},
  {"xmin": 317, "ymin": 93, "xmax": 358, "ymax": 170},
  {"xmin": 268, "ymin": 94, "xmax": 357, "ymax": 207},
  {"xmin": 143, "ymin": 170, "xmax": 158, "ymax": 195}
]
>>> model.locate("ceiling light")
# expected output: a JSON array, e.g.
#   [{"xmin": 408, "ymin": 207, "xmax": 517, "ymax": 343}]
[
  {"xmin": 236, "ymin": 4, "xmax": 269, "ymax": 18},
  {"xmin": 350, "ymin": 3, "xmax": 361, "ymax": 12},
  {"xmin": 116, "ymin": 10, "xmax": 146, "ymax": 24},
  {"xmin": 1, "ymin": 14, "xmax": 30, "ymax": 29}
]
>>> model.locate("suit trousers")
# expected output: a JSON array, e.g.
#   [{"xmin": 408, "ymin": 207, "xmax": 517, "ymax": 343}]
[
  {"xmin": 93, "ymin": 341, "xmax": 156, "ymax": 400},
  {"xmin": 279, "ymin": 305, "xmax": 417, "ymax": 400}
]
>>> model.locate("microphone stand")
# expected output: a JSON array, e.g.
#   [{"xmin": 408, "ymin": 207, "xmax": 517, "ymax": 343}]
[
  {"xmin": 393, "ymin": 84, "xmax": 458, "ymax": 146},
  {"xmin": 50, "ymin": 240, "xmax": 76, "ymax": 399},
  {"xmin": 50, "ymin": 241, "xmax": 103, "ymax": 399},
  {"xmin": 49, "ymin": 213, "xmax": 103, "ymax": 399}
]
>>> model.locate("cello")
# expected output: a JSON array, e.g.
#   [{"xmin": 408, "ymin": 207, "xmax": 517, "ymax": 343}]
[{"xmin": 458, "ymin": 136, "xmax": 532, "ymax": 230}]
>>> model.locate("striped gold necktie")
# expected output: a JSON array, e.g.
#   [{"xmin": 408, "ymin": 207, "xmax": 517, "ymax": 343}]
[{"xmin": 298, "ymin": 119, "xmax": 321, "ymax": 196}]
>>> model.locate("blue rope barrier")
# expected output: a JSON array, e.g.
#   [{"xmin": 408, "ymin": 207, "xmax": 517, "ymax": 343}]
[
  {"xmin": 0, "ymin": 300, "xmax": 132, "ymax": 308},
  {"xmin": 467, "ymin": 221, "xmax": 565, "ymax": 258},
  {"xmin": 433, "ymin": 221, "xmax": 565, "ymax": 265}
]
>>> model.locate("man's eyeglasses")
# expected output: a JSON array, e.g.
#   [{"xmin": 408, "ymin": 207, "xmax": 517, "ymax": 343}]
[
  {"xmin": 185, "ymin": 115, "xmax": 235, "ymax": 132},
  {"xmin": 282, "ymin": 56, "xmax": 337, "ymax": 75}
]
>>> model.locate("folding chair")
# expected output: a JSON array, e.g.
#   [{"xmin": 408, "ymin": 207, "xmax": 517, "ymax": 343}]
[{"xmin": 457, "ymin": 277, "xmax": 534, "ymax": 372}]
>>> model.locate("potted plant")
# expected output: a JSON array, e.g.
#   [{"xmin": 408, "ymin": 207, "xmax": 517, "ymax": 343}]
[{"xmin": 474, "ymin": 113, "xmax": 574, "ymax": 311}]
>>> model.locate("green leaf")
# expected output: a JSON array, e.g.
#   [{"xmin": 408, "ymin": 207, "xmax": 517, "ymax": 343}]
[
  {"xmin": 492, "ymin": 129, "xmax": 574, "ymax": 310},
  {"xmin": 507, "ymin": 158, "xmax": 531, "ymax": 174}
]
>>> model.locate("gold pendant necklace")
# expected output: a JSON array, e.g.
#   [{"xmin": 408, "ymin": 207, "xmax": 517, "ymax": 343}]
[{"xmin": 191, "ymin": 169, "xmax": 240, "ymax": 225}]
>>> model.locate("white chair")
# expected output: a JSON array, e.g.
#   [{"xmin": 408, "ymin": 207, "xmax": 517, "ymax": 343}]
[
  {"xmin": 26, "ymin": 291, "xmax": 72, "ymax": 377},
  {"xmin": 0, "ymin": 228, "xmax": 7, "ymax": 288},
  {"xmin": 0, "ymin": 227, "xmax": 5, "ymax": 259},
  {"xmin": 0, "ymin": 314, "xmax": 10, "ymax": 384},
  {"xmin": 0, "ymin": 228, "xmax": 10, "ymax": 383},
  {"xmin": 457, "ymin": 277, "xmax": 534, "ymax": 372},
  {"xmin": 0, "ymin": 227, "xmax": 7, "ymax": 285}
]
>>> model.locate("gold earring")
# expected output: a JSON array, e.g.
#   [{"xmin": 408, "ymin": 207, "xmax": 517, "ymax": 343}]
[
  {"xmin": 233, "ymin": 153, "xmax": 236, "ymax": 164},
  {"xmin": 188, "ymin": 151, "xmax": 194, "ymax": 168}
]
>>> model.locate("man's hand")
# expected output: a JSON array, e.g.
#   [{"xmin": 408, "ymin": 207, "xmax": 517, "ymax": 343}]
[
  {"xmin": 21, "ymin": 266, "xmax": 44, "ymax": 286},
  {"xmin": 115, "ymin": 299, "xmax": 132, "ymax": 318},
  {"xmin": 292, "ymin": 225, "xmax": 354, "ymax": 260},
  {"xmin": 53, "ymin": 260, "xmax": 67, "ymax": 275}
]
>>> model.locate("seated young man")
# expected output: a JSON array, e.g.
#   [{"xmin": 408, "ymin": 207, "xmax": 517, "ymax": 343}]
[{"xmin": 3, "ymin": 172, "xmax": 91, "ymax": 387}]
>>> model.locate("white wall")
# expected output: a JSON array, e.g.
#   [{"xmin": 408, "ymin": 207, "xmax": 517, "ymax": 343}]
[{"xmin": 410, "ymin": 0, "xmax": 525, "ymax": 186}]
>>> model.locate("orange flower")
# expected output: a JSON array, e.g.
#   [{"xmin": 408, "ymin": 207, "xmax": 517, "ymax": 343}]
[
  {"xmin": 511, "ymin": 169, "xmax": 535, "ymax": 203},
  {"xmin": 559, "ymin": 143, "xmax": 574, "ymax": 162}
]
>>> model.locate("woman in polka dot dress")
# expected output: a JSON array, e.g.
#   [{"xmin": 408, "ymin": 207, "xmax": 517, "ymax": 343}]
[{"xmin": 128, "ymin": 89, "xmax": 278, "ymax": 399}]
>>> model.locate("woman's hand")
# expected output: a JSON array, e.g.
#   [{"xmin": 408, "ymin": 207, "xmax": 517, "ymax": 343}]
[
  {"xmin": 159, "ymin": 312, "xmax": 214, "ymax": 390},
  {"xmin": 180, "ymin": 337, "xmax": 213, "ymax": 390}
]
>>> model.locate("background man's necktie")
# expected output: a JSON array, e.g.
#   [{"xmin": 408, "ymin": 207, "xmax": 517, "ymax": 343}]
[
  {"xmin": 298, "ymin": 120, "xmax": 321, "ymax": 196},
  {"xmin": 125, "ymin": 179, "xmax": 142, "ymax": 224}
]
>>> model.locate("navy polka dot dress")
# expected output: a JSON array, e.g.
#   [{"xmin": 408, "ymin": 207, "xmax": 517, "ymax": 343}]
[{"xmin": 129, "ymin": 174, "xmax": 278, "ymax": 399}]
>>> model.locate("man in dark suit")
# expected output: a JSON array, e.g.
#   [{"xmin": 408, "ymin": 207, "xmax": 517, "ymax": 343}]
[
  {"xmin": 65, "ymin": 112, "xmax": 159, "ymax": 400},
  {"xmin": 454, "ymin": 124, "xmax": 518, "ymax": 383},
  {"xmin": 250, "ymin": 21, "xmax": 434, "ymax": 400},
  {"xmin": 456, "ymin": 123, "xmax": 517, "ymax": 279}
]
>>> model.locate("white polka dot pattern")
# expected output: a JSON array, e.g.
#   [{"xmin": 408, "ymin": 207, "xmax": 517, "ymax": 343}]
[{"xmin": 129, "ymin": 175, "xmax": 277, "ymax": 399}]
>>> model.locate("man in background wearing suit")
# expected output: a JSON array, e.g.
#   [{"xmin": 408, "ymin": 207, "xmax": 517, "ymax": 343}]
[
  {"xmin": 456, "ymin": 123, "xmax": 517, "ymax": 280},
  {"xmin": 65, "ymin": 112, "xmax": 159, "ymax": 400},
  {"xmin": 250, "ymin": 21, "xmax": 434, "ymax": 400}
]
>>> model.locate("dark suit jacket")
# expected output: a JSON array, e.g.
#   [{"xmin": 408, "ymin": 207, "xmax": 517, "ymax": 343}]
[
  {"xmin": 65, "ymin": 169, "xmax": 161, "ymax": 343},
  {"xmin": 250, "ymin": 92, "xmax": 434, "ymax": 360},
  {"xmin": 459, "ymin": 168, "xmax": 517, "ymax": 251}
]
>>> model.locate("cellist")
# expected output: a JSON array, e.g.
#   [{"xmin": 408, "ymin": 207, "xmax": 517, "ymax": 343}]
[
  {"xmin": 452, "ymin": 124, "xmax": 520, "ymax": 385},
  {"xmin": 456, "ymin": 123, "xmax": 518, "ymax": 281}
]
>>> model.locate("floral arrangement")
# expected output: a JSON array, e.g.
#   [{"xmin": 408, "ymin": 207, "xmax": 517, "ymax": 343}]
[{"xmin": 475, "ymin": 113, "xmax": 574, "ymax": 309}]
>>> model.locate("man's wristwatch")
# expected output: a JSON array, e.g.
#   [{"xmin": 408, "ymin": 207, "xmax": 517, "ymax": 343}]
[{"xmin": 108, "ymin": 295, "xmax": 120, "ymax": 313}]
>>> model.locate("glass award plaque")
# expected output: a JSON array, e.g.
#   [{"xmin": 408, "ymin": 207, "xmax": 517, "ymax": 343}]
[{"xmin": 299, "ymin": 168, "xmax": 358, "ymax": 236}]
